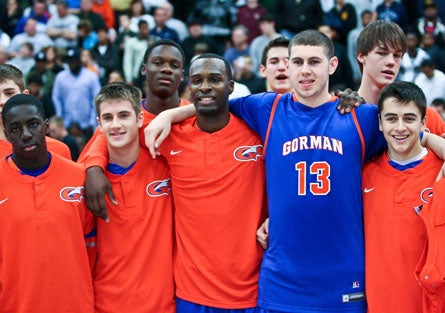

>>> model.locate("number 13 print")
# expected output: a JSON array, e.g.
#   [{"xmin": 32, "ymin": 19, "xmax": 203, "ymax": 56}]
[{"xmin": 295, "ymin": 161, "xmax": 331, "ymax": 195}]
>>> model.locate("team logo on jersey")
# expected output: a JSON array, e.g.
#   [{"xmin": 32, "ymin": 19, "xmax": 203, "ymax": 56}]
[
  {"xmin": 420, "ymin": 187, "xmax": 433, "ymax": 203},
  {"xmin": 146, "ymin": 178, "xmax": 171, "ymax": 197},
  {"xmin": 233, "ymin": 145, "xmax": 263, "ymax": 162},
  {"xmin": 60, "ymin": 186, "xmax": 84, "ymax": 202}
]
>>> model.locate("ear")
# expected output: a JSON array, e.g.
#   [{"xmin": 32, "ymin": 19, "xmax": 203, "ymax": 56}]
[
  {"xmin": 228, "ymin": 80, "xmax": 234, "ymax": 95},
  {"xmin": 137, "ymin": 111, "xmax": 144, "ymax": 128},
  {"xmin": 259, "ymin": 64, "xmax": 267, "ymax": 78},
  {"xmin": 96, "ymin": 116, "xmax": 101, "ymax": 127},
  {"xmin": 328, "ymin": 56, "xmax": 338, "ymax": 75},
  {"xmin": 421, "ymin": 116, "xmax": 426, "ymax": 130},
  {"xmin": 357, "ymin": 53, "xmax": 366, "ymax": 66},
  {"xmin": 378, "ymin": 114, "xmax": 383, "ymax": 132},
  {"xmin": 23, "ymin": 89, "xmax": 29, "ymax": 95},
  {"xmin": 44, "ymin": 119, "xmax": 49, "ymax": 136},
  {"xmin": 140, "ymin": 64, "xmax": 147, "ymax": 75}
]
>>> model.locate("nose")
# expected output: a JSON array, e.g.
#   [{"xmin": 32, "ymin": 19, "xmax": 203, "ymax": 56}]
[
  {"xmin": 161, "ymin": 63, "xmax": 173, "ymax": 73},
  {"xmin": 110, "ymin": 116, "xmax": 121, "ymax": 128},
  {"xmin": 199, "ymin": 79, "xmax": 211, "ymax": 92},
  {"xmin": 278, "ymin": 59, "xmax": 288, "ymax": 70},
  {"xmin": 385, "ymin": 54, "xmax": 396, "ymax": 66},
  {"xmin": 22, "ymin": 125, "xmax": 32, "ymax": 140},
  {"xmin": 395, "ymin": 119, "xmax": 406, "ymax": 131}
]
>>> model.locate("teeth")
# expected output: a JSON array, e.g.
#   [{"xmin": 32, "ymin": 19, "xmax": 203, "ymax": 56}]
[{"xmin": 201, "ymin": 97, "xmax": 213, "ymax": 100}]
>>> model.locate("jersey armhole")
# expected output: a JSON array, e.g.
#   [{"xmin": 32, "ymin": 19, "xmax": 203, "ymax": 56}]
[
  {"xmin": 351, "ymin": 107, "xmax": 366, "ymax": 163},
  {"xmin": 263, "ymin": 94, "xmax": 282, "ymax": 155}
]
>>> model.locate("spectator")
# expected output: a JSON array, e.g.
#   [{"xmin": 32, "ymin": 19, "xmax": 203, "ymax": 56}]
[
  {"xmin": 107, "ymin": 69, "xmax": 124, "ymax": 83},
  {"xmin": 415, "ymin": 0, "xmax": 445, "ymax": 47},
  {"xmin": 77, "ymin": 19, "xmax": 99, "ymax": 50},
  {"xmin": 0, "ymin": 46, "xmax": 7, "ymax": 65},
  {"xmin": 26, "ymin": 50, "xmax": 58, "ymax": 96},
  {"xmin": 324, "ymin": 0, "xmax": 357, "ymax": 45},
  {"xmin": 91, "ymin": 26, "xmax": 120, "ymax": 84},
  {"xmin": 67, "ymin": 121, "xmax": 86, "ymax": 151},
  {"xmin": 76, "ymin": 0, "xmax": 107, "ymax": 32},
  {"xmin": 181, "ymin": 18, "xmax": 220, "ymax": 64},
  {"xmin": 250, "ymin": 13, "xmax": 281, "ymax": 77},
  {"xmin": 0, "ymin": 0, "xmax": 23, "ymax": 37},
  {"xmin": 431, "ymin": 97, "xmax": 445, "ymax": 119},
  {"xmin": 415, "ymin": 59, "xmax": 445, "ymax": 106},
  {"xmin": 122, "ymin": 20, "xmax": 157, "ymax": 87},
  {"xmin": 46, "ymin": 0, "xmax": 80, "ymax": 49},
  {"xmin": 375, "ymin": 0, "xmax": 409, "ymax": 31},
  {"xmin": 13, "ymin": 0, "xmax": 50, "ymax": 35},
  {"xmin": 151, "ymin": 6, "xmax": 179, "ymax": 42},
  {"xmin": 187, "ymin": 0, "xmax": 234, "ymax": 51},
  {"xmin": 115, "ymin": 13, "xmax": 137, "ymax": 60},
  {"xmin": 233, "ymin": 55, "xmax": 266, "ymax": 94},
  {"xmin": 43, "ymin": 45, "xmax": 64, "ymax": 75},
  {"xmin": 398, "ymin": 31, "xmax": 430, "ymax": 82},
  {"xmin": 223, "ymin": 25, "xmax": 250, "ymax": 68},
  {"xmin": 162, "ymin": 1, "xmax": 188, "ymax": 42},
  {"xmin": 420, "ymin": 31, "xmax": 445, "ymax": 73},
  {"xmin": 236, "ymin": 0, "xmax": 267, "ymax": 44},
  {"xmin": 49, "ymin": 115, "xmax": 80, "ymax": 160},
  {"xmin": 26, "ymin": 72, "xmax": 56, "ymax": 118},
  {"xmin": 52, "ymin": 48, "xmax": 101, "ymax": 141},
  {"xmin": 7, "ymin": 42, "xmax": 35, "ymax": 75},
  {"xmin": 347, "ymin": 9, "xmax": 374, "ymax": 86},
  {"xmin": 80, "ymin": 48, "xmax": 99, "ymax": 74},
  {"xmin": 7, "ymin": 18, "xmax": 54, "ymax": 58},
  {"xmin": 128, "ymin": 0, "xmax": 154, "ymax": 33},
  {"xmin": 91, "ymin": 0, "xmax": 115, "ymax": 30},
  {"xmin": 272, "ymin": 0, "xmax": 323, "ymax": 39},
  {"xmin": 0, "ymin": 28, "xmax": 11, "ymax": 49}
]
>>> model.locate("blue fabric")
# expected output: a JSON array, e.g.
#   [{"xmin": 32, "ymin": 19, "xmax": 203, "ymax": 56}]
[{"xmin": 176, "ymin": 298, "xmax": 259, "ymax": 313}]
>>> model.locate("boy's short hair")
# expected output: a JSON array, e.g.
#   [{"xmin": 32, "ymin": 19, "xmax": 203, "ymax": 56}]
[
  {"xmin": 142, "ymin": 39, "xmax": 186, "ymax": 67},
  {"xmin": 377, "ymin": 81, "xmax": 427, "ymax": 119},
  {"xmin": 261, "ymin": 36, "xmax": 289, "ymax": 66},
  {"xmin": 2, "ymin": 94, "xmax": 45, "ymax": 126},
  {"xmin": 356, "ymin": 20, "xmax": 407, "ymax": 72},
  {"xmin": 289, "ymin": 30, "xmax": 334, "ymax": 59},
  {"xmin": 0, "ymin": 64, "xmax": 26, "ymax": 92},
  {"xmin": 432, "ymin": 98, "xmax": 445, "ymax": 108},
  {"xmin": 191, "ymin": 53, "xmax": 233, "ymax": 80},
  {"xmin": 94, "ymin": 82, "xmax": 142, "ymax": 116}
]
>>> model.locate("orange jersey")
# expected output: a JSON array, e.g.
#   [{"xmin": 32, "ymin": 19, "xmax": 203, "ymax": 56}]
[
  {"xmin": 425, "ymin": 107, "xmax": 445, "ymax": 136},
  {"xmin": 162, "ymin": 114, "xmax": 266, "ymax": 308},
  {"xmin": 0, "ymin": 153, "xmax": 94, "ymax": 313},
  {"xmin": 415, "ymin": 178, "xmax": 445, "ymax": 313},
  {"xmin": 78, "ymin": 99, "xmax": 190, "ymax": 169},
  {"xmin": 363, "ymin": 150, "xmax": 443, "ymax": 313},
  {"xmin": 0, "ymin": 136, "xmax": 71, "ymax": 159},
  {"xmin": 93, "ymin": 149, "xmax": 175, "ymax": 313}
]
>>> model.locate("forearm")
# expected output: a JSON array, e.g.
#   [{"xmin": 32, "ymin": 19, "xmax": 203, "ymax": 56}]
[
  {"xmin": 422, "ymin": 132, "xmax": 445, "ymax": 160},
  {"xmin": 162, "ymin": 103, "xmax": 196, "ymax": 123}
]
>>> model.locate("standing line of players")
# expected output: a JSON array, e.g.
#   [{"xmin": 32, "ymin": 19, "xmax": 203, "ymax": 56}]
[{"xmin": 1, "ymin": 20, "xmax": 445, "ymax": 313}]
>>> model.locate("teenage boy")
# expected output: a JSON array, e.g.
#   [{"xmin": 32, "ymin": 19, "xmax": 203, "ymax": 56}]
[
  {"xmin": 0, "ymin": 94, "xmax": 94, "ymax": 312},
  {"xmin": 363, "ymin": 81, "xmax": 443, "ymax": 313},
  {"xmin": 91, "ymin": 82, "xmax": 175, "ymax": 313}
]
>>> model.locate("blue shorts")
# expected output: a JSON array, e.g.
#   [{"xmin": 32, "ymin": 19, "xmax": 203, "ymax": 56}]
[{"xmin": 176, "ymin": 297, "xmax": 260, "ymax": 313}]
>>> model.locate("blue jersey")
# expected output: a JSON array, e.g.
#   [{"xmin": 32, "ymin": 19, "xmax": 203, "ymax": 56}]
[{"xmin": 230, "ymin": 92, "xmax": 385, "ymax": 312}]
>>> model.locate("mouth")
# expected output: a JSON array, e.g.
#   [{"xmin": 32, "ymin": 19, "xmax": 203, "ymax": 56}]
[
  {"xmin": 158, "ymin": 77, "xmax": 173, "ymax": 85},
  {"xmin": 276, "ymin": 74, "xmax": 289, "ymax": 81},
  {"xmin": 22, "ymin": 144, "xmax": 38, "ymax": 152},
  {"xmin": 110, "ymin": 131, "xmax": 126, "ymax": 137},
  {"xmin": 198, "ymin": 96, "xmax": 215, "ymax": 105},
  {"xmin": 392, "ymin": 134, "xmax": 409, "ymax": 142},
  {"xmin": 299, "ymin": 79, "xmax": 314, "ymax": 88},
  {"xmin": 381, "ymin": 70, "xmax": 395, "ymax": 78}
]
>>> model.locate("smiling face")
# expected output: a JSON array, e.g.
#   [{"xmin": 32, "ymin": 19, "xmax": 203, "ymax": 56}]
[
  {"xmin": 98, "ymin": 99, "xmax": 143, "ymax": 151},
  {"xmin": 189, "ymin": 57, "xmax": 233, "ymax": 116},
  {"xmin": 142, "ymin": 45, "xmax": 184, "ymax": 99},
  {"xmin": 4, "ymin": 104, "xmax": 48, "ymax": 169},
  {"xmin": 260, "ymin": 46, "xmax": 291, "ymax": 93},
  {"xmin": 358, "ymin": 44, "xmax": 403, "ymax": 90},
  {"xmin": 379, "ymin": 98, "xmax": 425, "ymax": 161},
  {"xmin": 288, "ymin": 45, "xmax": 337, "ymax": 107}
]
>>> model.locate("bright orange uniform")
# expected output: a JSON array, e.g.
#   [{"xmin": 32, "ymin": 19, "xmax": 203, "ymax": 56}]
[
  {"xmin": 162, "ymin": 114, "xmax": 266, "ymax": 308},
  {"xmin": 93, "ymin": 149, "xmax": 175, "ymax": 313},
  {"xmin": 425, "ymin": 107, "xmax": 445, "ymax": 136},
  {"xmin": 0, "ymin": 153, "xmax": 94, "ymax": 313},
  {"xmin": 0, "ymin": 136, "xmax": 71, "ymax": 159},
  {"xmin": 415, "ymin": 178, "xmax": 445, "ymax": 313},
  {"xmin": 363, "ymin": 150, "xmax": 443, "ymax": 313}
]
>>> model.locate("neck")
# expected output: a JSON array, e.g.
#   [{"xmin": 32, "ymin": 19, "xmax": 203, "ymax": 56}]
[
  {"xmin": 196, "ymin": 111, "xmax": 230, "ymax": 133},
  {"xmin": 295, "ymin": 88, "xmax": 333, "ymax": 108},
  {"xmin": 144, "ymin": 92, "xmax": 181, "ymax": 115},
  {"xmin": 108, "ymin": 141, "xmax": 140, "ymax": 168},
  {"xmin": 13, "ymin": 149, "xmax": 49, "ymax": 170},
  {"xmin": 358, "ymin": 73, "xmax": 386, "ymax": 105}
]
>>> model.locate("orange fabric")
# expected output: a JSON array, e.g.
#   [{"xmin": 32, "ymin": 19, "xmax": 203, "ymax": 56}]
[
  {"xmin": 91, "ymin": 0, "xmax": 115, "ymax": 29},
  {"xmin": 78, "ymin": 99, "xmax": 189, "ymax": 169},
  {"xmin": 416, "ymin": 178, "xmax": 445, "ymax": 313},
  {"xmin": 0, "ymin": 136, "xmax": 71, "ymax": 160},
  {"xmin": 163, "ymin": 114, "xmax": 266, "ymax": 308},
  {"xmin": 0, "ymin": 154, "xmax": 94, "ymax": 313},
  {"xmin": 425, "ymin": 107, "xmax": 445, "ymax": 136},
  {"xmin": 363, "ymin": 151, "xmax": 443, "ymax": 313},
  {"xmin": 93, "ymin": 149, "xmax": 175, "ymax": 313}
]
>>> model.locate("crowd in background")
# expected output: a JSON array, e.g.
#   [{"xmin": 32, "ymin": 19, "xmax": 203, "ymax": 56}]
[{"xmin": 1, "ymin": 0, "xmax": 445, "ymax": 156}]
